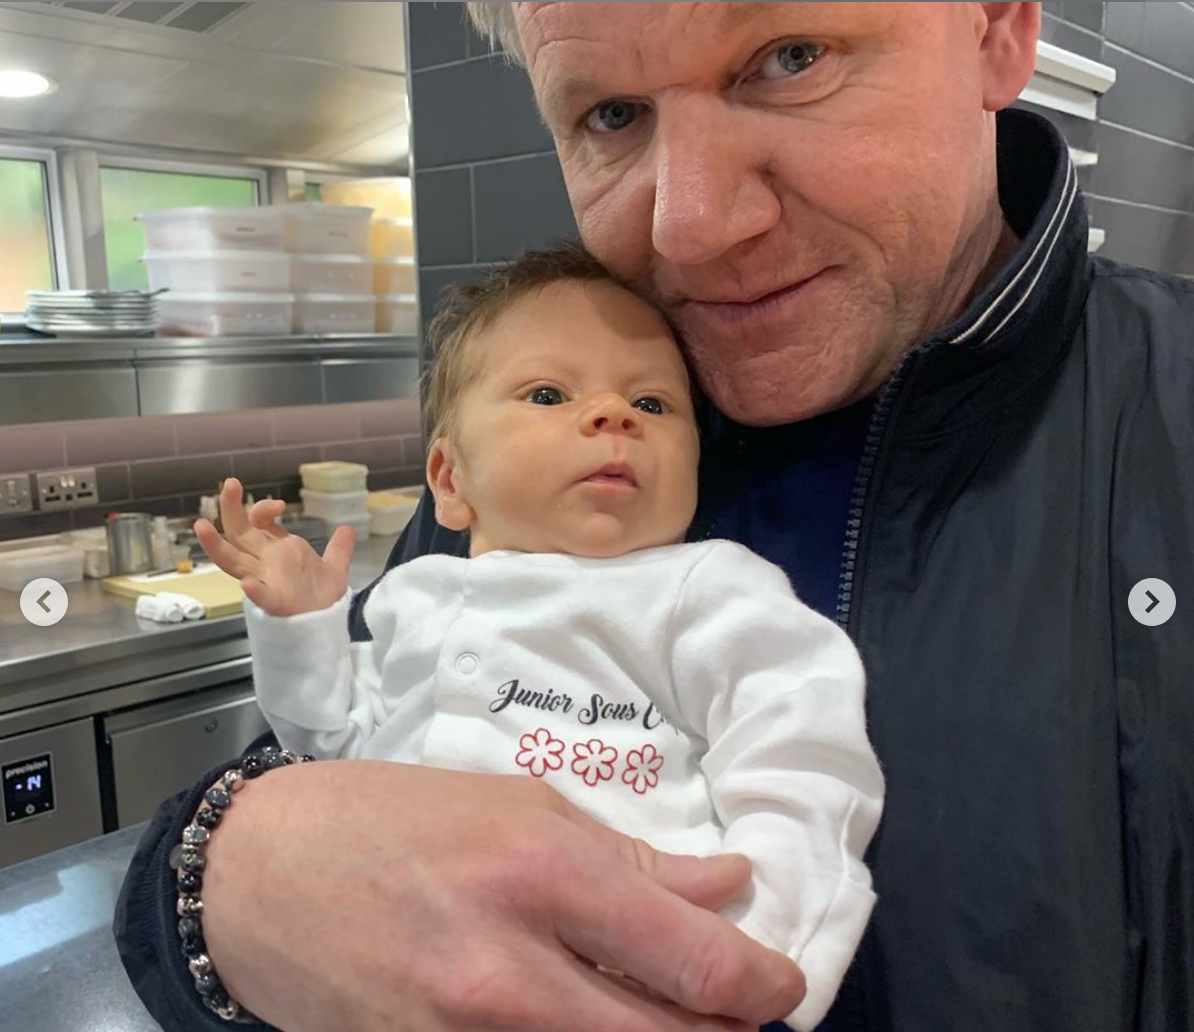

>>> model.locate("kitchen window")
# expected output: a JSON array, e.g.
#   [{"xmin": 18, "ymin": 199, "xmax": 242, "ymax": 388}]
[
  {"xmin": 0, "ymin": 151, "xmax": 58, "ymax": 312},
  {"xmin": 101, "ymin": 162, "xmax": 264, "ymax": 291}
]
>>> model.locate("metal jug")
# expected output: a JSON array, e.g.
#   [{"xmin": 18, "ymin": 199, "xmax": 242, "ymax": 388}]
[{"xmin": 105, "ymin": 513, "xmax": 154, "ymax": 576}]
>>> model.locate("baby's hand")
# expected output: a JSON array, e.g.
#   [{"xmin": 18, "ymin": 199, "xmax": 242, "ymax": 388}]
[{"xmin": 195, "ymin": 478, "xmax": 354, "ymax": 617}]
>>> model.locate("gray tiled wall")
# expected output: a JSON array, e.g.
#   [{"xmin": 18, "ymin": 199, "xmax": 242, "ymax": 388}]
[
  {"xmin": 408, "ymin": 3, "xmax": 1194, "ymax": 302},
  {"xmin": 1042, "ymin": 2, "xmax": 1194, "ymax": 274},
  {"xmin": 0, "ymin": 399, "xmax": 424, "ymax": 542},
  {"xmin": 406, "ymin": 1, "xmax": 577, "ymax": 364}
]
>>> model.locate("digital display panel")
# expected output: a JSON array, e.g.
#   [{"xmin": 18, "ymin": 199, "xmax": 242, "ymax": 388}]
[{"xmin": 3, "ymin": 753, "xmax": 55, "ymax": 823}]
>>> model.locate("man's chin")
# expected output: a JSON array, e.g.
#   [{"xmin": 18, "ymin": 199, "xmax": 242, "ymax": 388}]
[{"xmin": 703, "ymin": 377, "xmax": 860, "ymax": 428}]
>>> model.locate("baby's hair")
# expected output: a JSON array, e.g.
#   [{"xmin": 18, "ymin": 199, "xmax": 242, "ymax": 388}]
[{"xmin": 423, "ymin": 241, "xmax": 630, "ymax": 444}]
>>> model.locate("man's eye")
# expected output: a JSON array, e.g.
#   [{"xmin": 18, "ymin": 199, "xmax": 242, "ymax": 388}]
[
  {"xmin": 632, "ymin": 397, "xmax": 665, "ymax": 415},
  {"xmin": 528, "ymin": 386, "xmax": 566, "ymax": 405},
  {"xmin": 585, "ymin": 99, "xmax": 641, "ymax": 134},
  {"xmin": 759, "ymin": 41, "xmax": 824, "ymax": 80}
]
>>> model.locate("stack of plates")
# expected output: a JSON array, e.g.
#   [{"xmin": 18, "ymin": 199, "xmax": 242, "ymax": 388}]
[{"xmin": 26, "ymin": 290, "xmax": 160, "ymax": 337}]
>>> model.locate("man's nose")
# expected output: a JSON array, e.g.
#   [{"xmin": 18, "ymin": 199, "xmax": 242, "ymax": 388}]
[
  {"xmin": 651, "ymin": 99, "xmax": 781, "ymax": 265},
  {"xmin": 582, "ymin": 395, "xmax": 642, "ymax": 437}
]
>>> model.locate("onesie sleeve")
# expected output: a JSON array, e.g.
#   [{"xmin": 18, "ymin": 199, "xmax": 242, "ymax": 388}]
[
  {"xmin": 245, "ymin": 583, "xmax": 393, "ymax": 760},
  {"xmin": 668, "ymin": 543, "xmax": 885, "ymax": 1031}
]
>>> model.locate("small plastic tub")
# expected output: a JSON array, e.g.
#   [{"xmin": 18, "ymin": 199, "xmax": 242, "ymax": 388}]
[
  {"xmin": 158, "ymin": 293, "xmax": 295, "ymax": 337},
  {"xmin": 143, "ymin": 251, "xmax": 291, "ymax": 294},
  {"xmin": 367, "ymin": 487, "xmax": 422, "ymax": 536},
  {"xmin": 290, "ymin": 254, "xmax": 374, "ymax": 295},
  {"xmin": 0, "ymin": 545, "xmax": 84, "ymax": 591},
  {"xmin": 286, "ymin": 205, "xmax": 373, "ymax": 255},
  {"xmin": 376, "ymin": 294, "xmax": 418, "ymax": 336},
  {"xmin": 293, "ymin": 294, "xmax": 377, "ymax": 334},
  {"xmin": 369, "ymin": 218, "xmax": 414, "ymax": 258},
  {"xmin": 137, "ymin": 207, "xmax": 288, "ymax": 252},
  {"xmin": 373, "ymin": 257, "xmax": 416, "ymax": 295},
  {"xmin": 300, "ymin": 461, "xmax": 369, "ymax": 493},
  {"xmin": 301, "ymin": 488, "xmax": 369, "ymax": 524}
]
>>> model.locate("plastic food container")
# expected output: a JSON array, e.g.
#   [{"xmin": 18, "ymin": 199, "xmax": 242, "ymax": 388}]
[
  {"xmin": 291, "ymin": 254, "xmax": 374, "ymax": 295},
  {"xmin": 301, "ymin": 488, "xmax": 369, "ymax": 524},
  {"xmin": 369, "ymin": 218, "xmax": 414, "ymax": 258},
  {"xmin": 286, "ymin": 205, "xmax": 373, "ymax": 255},
  {"xmin": 0, "ymin": 545, "xmax": 84, "ymax": 591},
  {"xmin": 333, "ymin": 513, "xmax": 373, "ymax": 539},
  {"xmin": 293, "ymin": 294, "xmax": 377, "ymax": 334},
  {"xmin": 376, "ymin": 294, "xmax": 418, "ymax": 336},
  {"xmin": 373, "ymin": 257, "xmax": 416, "ymax": 295},
  {"xmin": 158, "ymin": 293, "xmax": 295, "ymax": 337},
  {"xmin": 143, "ymin": 251, "xmax": 291, "ymax": 294},
  {"xmin": 137, "ymin": 207, "xmax": 288, "ymax": 253},
  {"xmin": 367, "ymin": 487, "xmax": 422, "ymax": 536},
  {"xmin": 300, "ymin": 461, "xmax": 369, "ymax": 493}
]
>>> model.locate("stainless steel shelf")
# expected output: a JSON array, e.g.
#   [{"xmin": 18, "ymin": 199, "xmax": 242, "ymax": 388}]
[{"xmin": 0, "ymin": 333, "xmax": 420, "ymax": 424}]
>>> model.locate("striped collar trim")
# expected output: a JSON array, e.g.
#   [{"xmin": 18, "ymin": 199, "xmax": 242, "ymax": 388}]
[{"xmin": 949, "ymin": 148, "xmax": 1079, "ymax": 348}]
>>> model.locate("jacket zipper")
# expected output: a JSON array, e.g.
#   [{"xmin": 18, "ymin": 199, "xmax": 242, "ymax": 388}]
[
  {"xmin": 834, "ymin": 347, "xmax": 923, "ymax": 632},
  {"xmin": 830, "ymin": 344, "xmax": 930, "ymax": 1032}
]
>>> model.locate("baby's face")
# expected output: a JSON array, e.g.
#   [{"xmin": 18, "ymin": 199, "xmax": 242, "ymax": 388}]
[{"xmin": 436, "ymin": 279, "xmax": 700, "ymax": 558}]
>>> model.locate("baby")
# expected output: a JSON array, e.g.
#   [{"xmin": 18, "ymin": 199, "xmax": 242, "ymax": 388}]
[{"xmin": 197, "ymin": 243, "xmax": 885, "ymax": 1031}]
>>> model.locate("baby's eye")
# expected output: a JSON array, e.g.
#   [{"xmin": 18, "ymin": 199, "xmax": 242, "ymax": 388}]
[
  {"xmin": 632, "ymin": 397, "xmax": 665, "ymax": 415},
  {"xmin": 527, "ymin": 386, "xmax": 566, "ymax": 406}
]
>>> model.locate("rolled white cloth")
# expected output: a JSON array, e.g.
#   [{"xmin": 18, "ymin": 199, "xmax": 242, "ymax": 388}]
[
  {"xmin": 157, "ymin": 592, "xmax": 206, "ymax": 621},
  {"xmin": 135, "ymin": 594, "xmax": 184, "ymax": 623}
]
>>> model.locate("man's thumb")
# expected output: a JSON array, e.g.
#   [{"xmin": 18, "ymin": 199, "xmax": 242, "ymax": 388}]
[{"xmin": 627, "ymin": 845, "xmax": 753, "ymax": 912}]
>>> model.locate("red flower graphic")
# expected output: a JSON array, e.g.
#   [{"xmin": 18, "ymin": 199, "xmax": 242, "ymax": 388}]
[
  {"xmin": 515, "ymin": 728, "xmax": 564, "ymax": 778},
  {"xmin": 571, "ymin": 739, "xmax": 618, "ymax": 787},
  {"xmin": 622, "ymin": 744, "xmax": 664, "ymax": 795}
]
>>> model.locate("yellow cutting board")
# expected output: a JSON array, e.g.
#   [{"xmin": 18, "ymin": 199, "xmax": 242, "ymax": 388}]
[{"xmin": 102, "ymin": 563, "xmax": 244, "ymax": 618}]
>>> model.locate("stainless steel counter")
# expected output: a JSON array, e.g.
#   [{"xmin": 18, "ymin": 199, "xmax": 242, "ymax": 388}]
[
  {"xmin": 1, "ymin": 532, "xmax": 402, "ymax": 722},
  {"xmin": 0, "ymin": 822, "xmax": 160, "ymax": 1032},
  {"xmin": 0, "ymin": 332, "xmax": 420, "ymax": 425}
]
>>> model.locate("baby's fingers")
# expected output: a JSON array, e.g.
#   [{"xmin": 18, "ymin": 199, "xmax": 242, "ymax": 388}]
[
  {"xmin": 239, "ymin": 575, "xmax": 272, "ymax": 612},
  {"xmin": 195, "ymin": 518, "xmax": 256, "ymax": 579},
  {"xmin": 218, "ymin": 478, "xmax": 251, "ymax": 540},
  {"xmin": 248, "ymin": 498, "xmax": 288, "ymax": 537},
  {"xmin": 322, "ymin": 524, "xmax": 357, "ymax": 576}
]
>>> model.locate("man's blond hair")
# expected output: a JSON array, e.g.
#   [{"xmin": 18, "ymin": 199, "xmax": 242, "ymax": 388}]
[{"xmin": 465, "ymin": 2, "xmax": 524, "ymax": 65}]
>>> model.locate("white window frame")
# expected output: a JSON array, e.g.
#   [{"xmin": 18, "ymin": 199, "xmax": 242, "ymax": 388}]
[
  {"xmin": 98, "ymin": 154, "xmax": 269, "ymax": 205},
  {"xmin": 0, "ymin": 143, "xmax": 68, "ymax": 310}
]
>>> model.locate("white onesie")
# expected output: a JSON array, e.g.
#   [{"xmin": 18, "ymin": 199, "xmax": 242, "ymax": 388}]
[{"xmin": 246, "ymin": 539, "xmax": 885, "ymax": 1030}]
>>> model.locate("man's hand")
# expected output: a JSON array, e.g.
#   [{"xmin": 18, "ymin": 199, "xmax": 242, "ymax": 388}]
[
  {"xmin": 195, "ymin": 478, "xmax": 354, "ymax": 617},
  {"xmin": 202, "ymin": 761, "xmax": 807, "ymax": 1032}
]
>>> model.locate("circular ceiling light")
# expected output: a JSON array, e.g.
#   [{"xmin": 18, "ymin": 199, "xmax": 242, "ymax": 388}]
[{"xmin": 0, "ymin": 70, "xmax": 54, "ymax": 99}]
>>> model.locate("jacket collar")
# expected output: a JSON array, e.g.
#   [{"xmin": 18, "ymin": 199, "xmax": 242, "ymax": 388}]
[{"xmin": 896, "ymin": 108, "xmax": 1091, "ymax": 436}]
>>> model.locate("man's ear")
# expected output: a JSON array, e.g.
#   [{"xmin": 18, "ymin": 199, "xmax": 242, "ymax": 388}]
[
  {"xmin": 977, "ymin": 2, "xmax": 1041, "ymax": 111},
  {"xmin": 426, "ymin": 437, "xmax": 475, "ymax": 532}
]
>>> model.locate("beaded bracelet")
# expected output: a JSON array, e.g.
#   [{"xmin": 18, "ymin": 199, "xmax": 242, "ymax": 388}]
[{"xmin": 170, "ymin": 745, "xmax": 316, "ymax": 1022}]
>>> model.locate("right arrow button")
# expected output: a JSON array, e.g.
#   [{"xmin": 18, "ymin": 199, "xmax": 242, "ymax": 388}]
[{"xmin": 1129, "ymin": 579, "xmax": 1176, "ymax": 627}]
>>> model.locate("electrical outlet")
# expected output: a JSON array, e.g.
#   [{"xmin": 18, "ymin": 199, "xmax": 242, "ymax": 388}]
[
  {"xmin": 36, "ymin": 467, "xmax": 99, "ymax": 512},
  {"xmin": 0, "ymin": 472, "xmax": 33, "ymax": 515}
]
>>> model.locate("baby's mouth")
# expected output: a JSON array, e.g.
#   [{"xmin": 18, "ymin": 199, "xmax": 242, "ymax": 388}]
[{"xmin": 582, "ymin": 463, "xmax": 639, "ymax": 488}]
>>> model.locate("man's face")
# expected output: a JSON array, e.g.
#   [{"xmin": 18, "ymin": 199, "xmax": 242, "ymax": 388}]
[{"xmin": 516, "ymin": 2, "xmax": 1013, "ymax": 426}]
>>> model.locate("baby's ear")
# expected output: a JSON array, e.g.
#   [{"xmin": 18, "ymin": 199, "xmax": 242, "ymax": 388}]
[{"xmin": 426, "ymin": 438, "xmax": 475, "ymax": 532}]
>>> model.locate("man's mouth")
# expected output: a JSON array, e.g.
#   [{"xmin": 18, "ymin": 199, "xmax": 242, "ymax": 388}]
[
  {"xmin": 675, "ymin": 271, "xmax": 829, "ymax": 324},
  {"xmin": 582, "ymin": 463, "xmax": 639, "ymax": 488}
]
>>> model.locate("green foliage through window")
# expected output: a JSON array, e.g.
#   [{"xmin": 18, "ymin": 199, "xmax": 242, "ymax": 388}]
[{"xmin": 0, "ymin": 158, "xmax": 54, "ymax": 311}]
